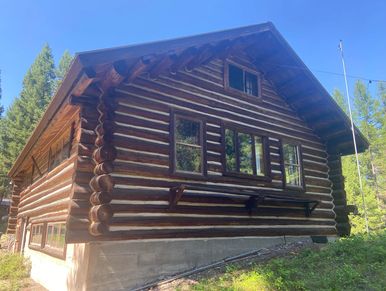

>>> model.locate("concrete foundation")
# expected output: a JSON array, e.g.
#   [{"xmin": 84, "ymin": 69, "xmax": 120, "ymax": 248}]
[
  {"xmin": 86, "ymin": 236, "xmax": 288, "ymax": 290},
  {"xmin": 23, "ymin": 230, "xmax": 89, "ymax": 291},
  {"xmin": 23, "ymin": 235, "xmax": 329, "ymax": 290}
]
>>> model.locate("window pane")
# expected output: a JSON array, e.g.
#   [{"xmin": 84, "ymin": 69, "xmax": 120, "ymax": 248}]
[
  {"xmin": 57, "ymin": 225, "xmax": 66, "ymax": 249},
  {"xmin": 245, "ymin": 72, "xmax": 258, "ymax": 96},
  {"xmin": 285, "ymin": 165, "xmax": 301, "ymax": 186},
  {"xmin": 283, "ymin": 144, "xmax": 298, "ymax": 166},
  {"xmin": 176, "ymin": 144, "xmax": 202, "ymax": 173},
  {"xmin": 176, "ymin": 118, "xmax": 201, "ymax": 145},
  {"xmin": 238, "ymin": 133, "xmax": 253, "ymax": 174},
  {"xmin": 228, "ymin": 64, "xmax": 244, "ymax": 91},
  {"xmin": 62, "ymin": 141, "xmax": 71, "ymax": 160},
  {"xmin": 225, "ymin": 129, "xmax": 237, "ymax": 172},
  {"xmin": 283, "ymin": 143, "xmax": 302, "ymax": 186},
  {"xmin": 254, "ymin": 136, "xmax": 264, "ymax": 175}
]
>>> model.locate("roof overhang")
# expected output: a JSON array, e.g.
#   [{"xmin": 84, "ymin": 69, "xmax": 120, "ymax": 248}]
[{"xmin": 8, "ymin": 22, "xmax": 368, "ymax": 177}]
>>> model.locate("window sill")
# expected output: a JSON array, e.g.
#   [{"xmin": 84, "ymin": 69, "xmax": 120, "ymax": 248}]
[
  {"xmin": 171, "ymin": 170, "xmax": 206, "ymax": 179},
  {"xmin": 225, "ymin": 86, "xmax": 263, "ymax": 101},
  {"xmin": 223, "ymin": 171, "xmax": 271, "ymax": 182}
]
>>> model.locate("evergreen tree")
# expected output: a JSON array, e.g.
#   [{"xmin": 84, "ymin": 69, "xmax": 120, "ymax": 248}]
[
  {"xmin": 0, "ymin": 44, "xmax": 56, "ymax": 174},
  {"xmin": 54, "ymin": 50, "xmax": 73, "ymax": 92},
  {"xmin": 0, "ymin": 70, "xmax": 4, "ymax": 117},
  {"xmin": 333, "ymin": 84, "xmax": 385, "ymax": 233}
]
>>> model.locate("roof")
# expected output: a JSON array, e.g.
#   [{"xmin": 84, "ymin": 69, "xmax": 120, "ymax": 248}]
[{"xmin": 8, "ymin": 22, "xmax": 369, "ymax": 177}]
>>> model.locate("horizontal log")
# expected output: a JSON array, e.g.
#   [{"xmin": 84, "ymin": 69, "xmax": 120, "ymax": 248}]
[
  {"xmin": 110, "ymin": 215, "xmax": 336, "ymax": 227},
  {"xmin": 114, "ymin": 113, "xmax": 169, "ymax": 132},
  {"xmin": 111, "ymin": 204, "xmax": 335, "ymax": 219},
  {"xmin": 120, "ymin": 82, "xmax": 323, "ymax": 148},
  {"xmin": 114, "ymin": 124, "xmax": 169, "ymax": 143},
  {"xmin": 116, "ymin": 148, "xmax": 169, "ymax": 166},
  {"xmin": 111, "ymin": 187, "xmax": 333, "ymax": 207},
  {"xmin": 18, "ymin": 199, "xmax": 70, "ymax": 218},
  {"xmin": 114, "ymin": 135, "xmax": 169, "ymax": 155}
]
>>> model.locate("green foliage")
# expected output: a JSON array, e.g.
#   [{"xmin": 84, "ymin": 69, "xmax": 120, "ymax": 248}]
[
  {"xmin": 0, "ymin": 251, "xmax": 30, "ymax": 290},
  {"xmin": 332, "ymin": 82, "xmax": 386, "ymax": 233},
  {"xmin": 192, "ymin": 231, "xmax": 386, "ymax": 291},
  {"xmin": 54, "ymin": 50, "xmax": 73, "ymax": 93},
  {"xmin": 0, "ymin": 46, "xmax": 72, "ymax": 199},
  {"xmin": 0, "ymin": 70, "xmax": 4, "ymax": 117}
]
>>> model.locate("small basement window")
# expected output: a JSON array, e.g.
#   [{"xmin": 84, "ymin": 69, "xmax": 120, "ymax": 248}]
[
  {"xmin": 45, "ymin": 222, "xmax": 66, "ymax": 252},
  {"xmin": 227, "ymin": 63, "xmax": 260, "ymax": 97},
  {"xmin": 173, "ymin": 115, "xmax": 204, "ymax": 174},
  {"xmin": 30, "ymin": 224, "xmax": 44, "ymax": 246},
  {"xmin": 283, "ymin": 143, "xmax": 303, "ymax": 187},
  {"xmin": 224, "ymin": 128, "xmax": 268, "ymax": 178},
  {"xmin": 29, "ymin": 221, "xmax": 67, "ymax": 259}
]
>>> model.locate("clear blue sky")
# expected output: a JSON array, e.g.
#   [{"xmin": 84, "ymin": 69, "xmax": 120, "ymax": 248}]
[{"xmin": 1, "ymin": 0, "xmax": 385, "ymax": 110}]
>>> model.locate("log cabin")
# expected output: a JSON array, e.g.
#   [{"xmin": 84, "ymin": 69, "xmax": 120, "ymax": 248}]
[{"xmin": 6, "ymin": 22, "xmax": 368, "ymax": 290}]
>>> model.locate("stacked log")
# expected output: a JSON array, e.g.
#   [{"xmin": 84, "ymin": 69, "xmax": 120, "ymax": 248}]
[{"xmin": 89, "ymin": 91, "xmax": 117, "ymax": 236}]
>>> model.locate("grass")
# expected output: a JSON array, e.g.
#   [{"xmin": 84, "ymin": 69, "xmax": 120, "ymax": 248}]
[
  {"xmin": 192, "ymin": 230, "xmax": 386, "ymax": 291},
  {"xmin": 0, "ymin": 250, "xmax": 30, "ymax": 291}
]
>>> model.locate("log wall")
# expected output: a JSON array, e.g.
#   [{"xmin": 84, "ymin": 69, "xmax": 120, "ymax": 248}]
[
  {"xmin": 68, "ymin": 57, "xmax": 337, "ymax": 241},
  {"xmin": 12, "ymin": 109, "xmax": 80, "ymax": 229},
  {"xmin": 328, "ymin": 153, "xmax": 350, "ymax": 236}
]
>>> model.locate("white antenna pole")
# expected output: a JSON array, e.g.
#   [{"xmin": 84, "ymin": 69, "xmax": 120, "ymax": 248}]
[{"xmin": 339, "ymin": 40, "xmax": 369, "ymax": 234}]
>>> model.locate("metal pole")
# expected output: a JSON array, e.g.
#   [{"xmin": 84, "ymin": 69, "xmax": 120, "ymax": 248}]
[{"xmin": 339, "ymin": 40, "xmax": 369, "ymax": 234}]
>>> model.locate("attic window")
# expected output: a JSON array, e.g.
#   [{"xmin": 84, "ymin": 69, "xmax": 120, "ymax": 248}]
[{"xmin": 226, "ymin": 63, "xmax": 260, "ymax": 97}]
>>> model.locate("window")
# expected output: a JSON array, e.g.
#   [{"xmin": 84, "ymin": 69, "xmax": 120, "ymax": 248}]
[
  {"xmin": 29, "ymin": 222, "xmax": 66, "ymax": 259},
  {"xmin": 283, "ymin": 143, "xmax": 303, "ymax": 187},
  {"xmin": 46, "ymin": 223, "xmax": 66, "ymax": 251},
  {"xmin": 48, "ymin": 129, "xmax": 73, "ymax": 172},
  {"xmin": 173, "ymin": 115, "xmax": 204, "ymax": 174},
  {"xmin": 227, "ymin": 63, "xmax": 260, "ymax": 97},
  {"xmin": 30, "ymin": 224, "xmax": 44, "ymax": 246},
  {"xmin": 224, "ymin": 128, "xmax": 268, "ymax": 177}
]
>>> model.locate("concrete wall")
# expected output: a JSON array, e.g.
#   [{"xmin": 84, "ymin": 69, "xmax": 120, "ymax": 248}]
[
  {"xmin": 23, "ymin": 230, "xmax": 89, "ymax": 291},
  {"xmin": 86, "ymin": 236, "xmax": 301, "ymax": 291}
]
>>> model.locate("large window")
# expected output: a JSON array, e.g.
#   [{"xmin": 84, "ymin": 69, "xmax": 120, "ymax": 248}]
[
  {"xmin": 173, "ymin": 115, "xmax": 204, "ymax": 175},
  {"xmin": 283, "ymin": 143, "xmax": 303, "ymax": 187},
  {"xmin": 224, "ymin": 128, "xmax": 268, "ymax": 178},
  {"xmin": 226, "ymin": 62, "xmax": 260, "ymax": 97},
  {"xmin": 29, "ymin": 222, "xmax": 66, "ymax": 259}
]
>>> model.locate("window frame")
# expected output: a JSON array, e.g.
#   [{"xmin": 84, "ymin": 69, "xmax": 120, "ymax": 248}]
[
  {"xmin": 29, "ymin": 223, "xmax": 45, "ymax": 248},
  {"xmin": 224, "ymin": 60, "xmax": 262, "ymax": 99},
  {"xmin": 280, "ymin": 139, "xmax": 305, "ymax": 191},
  {"xmin": 221, "ymin": 124, "xmax": 271, "ymax": 181},
  {"xmin": 170, "ymin": 110, "xmax": 207, "ymax": 178},
  {"xmin": 28, "ymin": 221, "xmax": 67, "ymax": 260}
]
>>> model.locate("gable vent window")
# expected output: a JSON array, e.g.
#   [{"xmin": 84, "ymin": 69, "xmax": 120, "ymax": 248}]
[
  {"xmin": 227, "ymin": 63, "xmax": 259, "ymax": 97},
  {"xmin": 283, "ymin": 143, "xmax": 303, "ymax": 187}
]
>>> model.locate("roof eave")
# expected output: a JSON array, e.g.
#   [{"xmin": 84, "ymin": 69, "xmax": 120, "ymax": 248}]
[{"xmin": 8, "ymin": 56, "xmax": 84, "ymax": 178}]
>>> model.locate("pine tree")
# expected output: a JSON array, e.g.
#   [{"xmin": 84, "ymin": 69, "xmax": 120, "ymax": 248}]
[
  {"xmin": 54, "ymin": 50, "xmax": 73, "ymax": 92},
  {"xmin": 0, "ymin": 70, "xmax": 4, "ymax": 117},
  {"xmin": 0, "ymin": 44, "xmax": 56, "ymax": 174},
  {"xmin": 333, "ymin": 84, "xmax": 385, "ymax": 233}
]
